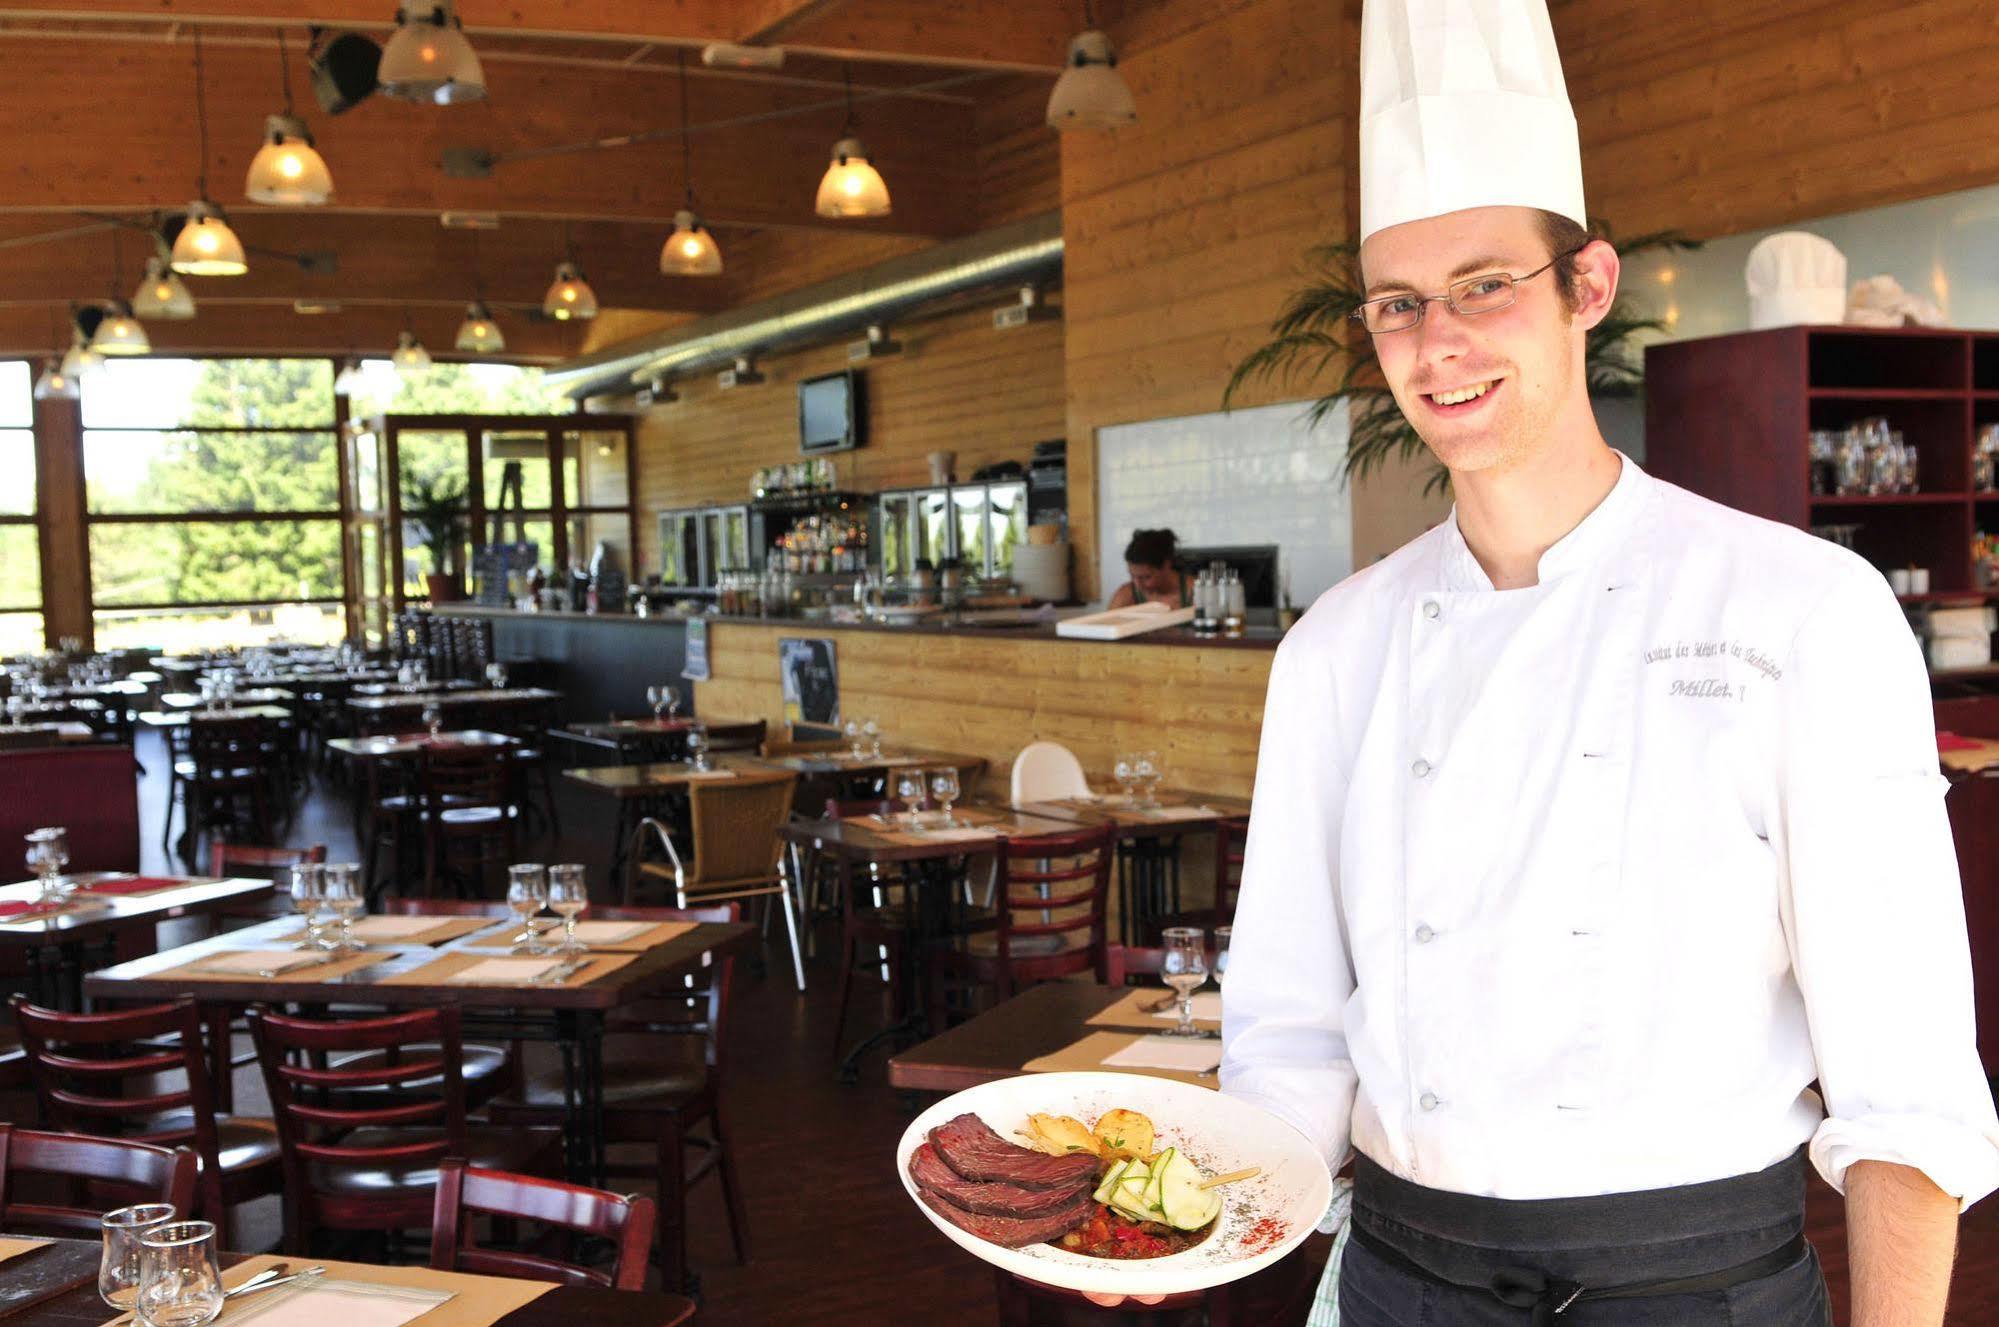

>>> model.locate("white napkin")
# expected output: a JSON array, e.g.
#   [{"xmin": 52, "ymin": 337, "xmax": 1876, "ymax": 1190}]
[
  {"xmin": 1139, "ymin": 805, "xmax": 1216, "ymax": 822},
  {"xmin": 1150, "ymin": 991, "xmax": 1223, "ymax": 1022},
  {"xmin": 447, "ymin": 958, "xmax": 562, "ymax": 985},
  {"xmin": 225, "ymin": 1283, "xmax": 450, "ymax": 1327},
  {"xmin": 1100, "ymin": 1036, "xmax": 1223, "ymax": 1073},
  {"xmin": 912, "ymin": 825, "xmax": 1001, "ymax": 843},
  {"xmin": 347, "ymin": 915, "xmax": 454, "ymax": 940},
  {"xmin": 196, "ymin": 951, "xmax": 329, "ymax": 975},
  {"xmin": 566, "ymin": 920, "xmax": 652, "ymax": 944}
]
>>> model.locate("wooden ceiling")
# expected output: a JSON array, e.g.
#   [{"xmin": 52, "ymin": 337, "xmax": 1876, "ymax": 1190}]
[{"xmin": 0, "ymin": 0, "xmax": 1093, "ymax": 362}]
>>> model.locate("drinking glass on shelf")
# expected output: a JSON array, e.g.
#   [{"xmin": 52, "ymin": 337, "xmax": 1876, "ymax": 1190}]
[
  {"xmin": 288, "ymin": 863, "xmax": 327, "ymax": 949},
  {"xmin": 894, "ymin": 767, "xmax": 927, "ymax": 824},
  {"xmin": 1214, "ymin": 925, "xmax": 1232, "ymax": 985},
  {"xmin": 485, "ymin": 662, "xmax": 508, "ymax": 689},
  {"xmin": 135, "ymin": 1220, "xmax": 223, "ymax": 1327},
  {"xmin": 843, "ymin": 717, "xmax": 866, "ymax": 759},
  {"xmin": 99, "ymin": 1204, "xmax": 177, "ymax": 1312},
  {"xmin": 862, "ymin": 717, "xmax": 882, "ymax": 758},
  {"xmin": 685, "ymin": 724, "xmax": 712, "ymax": 772},
  {"xmin": 321, "ymin": 864, "xmax": 363, "ymax": 951},
  {"xmin": 1112, "ymin": 753, "xmax": 1137, "ymax": 803},
  {"xmin": 928, "ymin": 766, "xmax": 962, "ymax": 826},
  {"xmin": 547, "ymin": 864, "xmax": 588, "ymax": 955},
  {"xmin": 1134, "ymin": 750, "xmax": 1162, "ymax": 809},
  {"xmin": 506, "ymin": 864, "xmax": 549, "ymax": 954},
  {"xmin": 1159, "ymin": 926, "xmax": 1209, "ymax": 1038}
]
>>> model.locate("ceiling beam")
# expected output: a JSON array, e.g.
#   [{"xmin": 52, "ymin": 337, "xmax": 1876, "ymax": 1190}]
[{"xmin": 738, "ymin": 0, "xmax": 854, "ymax": 46}]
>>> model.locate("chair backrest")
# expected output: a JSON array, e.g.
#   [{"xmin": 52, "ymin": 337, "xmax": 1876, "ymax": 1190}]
[
  {"xmin": 760, "ymin": 736, "xmax": 844, "ymax": 758},
  {"xmin": 988, "ymin": 825, "xmax": 1117, "ymax": 979},
  {"xmin": 1010, "ymin": 741, "xmax": 1090, "ymax": 804},
  {"xmin": 431, "ymin": 1160, "xmax": 655, "ymax": 1290},
  {"xmin": 1106, "ymin": 941, "xmax": 1226, "ymax": 986},
  {"xmin": 0, "ymin": 1124, "xmax": 197, "ymax": 1236},
  {"xmin": 0, "ymin": 745, "xmax": 141, "ymax": 873},
  {"xmin": 687, "ymin": 773, "xmax": 799, "ymax": 885},
  {"xmin": 188, "ymin": 715, "xmax": 269, "ymax": 769},
  {"xmin": 377, "ymin": 898, "xmax": 511, "ymax": 917},
  {"xmin": 703, "ymin": 719, "xmax": 767, "ymax": 755},
  {"xmin": 10, "ymin": 996, "xmax": 228, "ymax": 1222},
  {"xmin": 788, "ymin": 721, "xmax": 841, "ymax": 743},
  {"xmin": 590, "ymin": 903, "xmax": 738, "ymax": 1070},
  {"xmin": 420, "ymin": 743, "xmax": 510, "ymax": 808},
  {"xmin": 1213, "ymin": 816, "xmax": 1248, "ymax": 928},
  {"xmin": 208, "ymin": 840, "xmax": 327, "ymax": 882},
  {"xmin": 247, "ymin": 1005, "xmax": 466, "ymax": 1196}
]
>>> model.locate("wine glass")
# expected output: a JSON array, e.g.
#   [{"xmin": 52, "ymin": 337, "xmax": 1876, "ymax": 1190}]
[
  {"xmin": 321, "ymin": 864, "xmax": 363, "ymax": 951},
  {"xmin": 100, "ymin": 1204, "xmax": 177, "ymax": 1312},
  {"xmin": 685, "ymin": 724, "xmax": 712, "ymax": 772},
  {"xmin": 547, "ymin": 863, "xmax": 588, "ymax": 955},
  {"xmin": 288, "ymin": 863, "xmax": 327, "ymax": 949},
  {"xmin": 422, "ymin": 702, "xmax": 443, "ymax": 739},
  {"xmin": 486, "ymin": 662, "xmax": 508, "ymax": 689},
  {"xmin": 135, "ymin": 1220, "xmax": 223, "ymax": 1327},
  {"xmin": 1214, "ymin": 925, "xmax": 1231, "ymax": 985},
  {"xmin": 894, "ymin": 767, "xmax": 927, "ymax": 824},
  {"xmin": 843, "ymin": 717, "xmax": 866, "ymax": 759},
  {"xmin": 928, "ymin": 767, "xmax": 962, "ymax": 826},
  {"xmin": 863, "ymin": 717, "xmax": 883, "ymax": 758},
  {"xmin": 1134, "ymin": 750, "xmax": 1162, "ymax": 809},
  {"xmin": 646, "ymin": 684, "xmax": 669, "ymax": 722},
  {"xmin": 1159, "ymin": 926, "xmax": 1209, "ymax": 1038},
  {"xmin": 665, "ymin": 686, "xmax": 684, "ymax": 719},
  {"xmin": 1112, "ymin": 753, "xmax": 1137, "ymax": 803},
  {"xmin": 506, "ymin": 863, "xmax": 548, "ymax": 954}
]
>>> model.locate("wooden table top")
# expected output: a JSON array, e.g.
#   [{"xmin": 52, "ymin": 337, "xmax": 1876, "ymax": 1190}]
[
  {"xmin": 764, "ymin": 746, "xmax": 986, "ymax": 777},
  {"xmin": 327, "ymin": 729, "xmax": 519, "ymax": 760},
  {"xmin": 159, "ymin": 688, "xmax": 294, "ymax": 708},
  {"xmin": 0, "ymin": 721, "xmax": 93, "ymax": 744},
  {"xmin": 1015, "ymin": 789, "xmax": 1252, "ymax": 837},
  {"xmin": 0, "ymin": 875, "xmax": 273, "ymax": 945},
  {"xmin": 562, "ymin": 716, "xmax": 766, "ymax": 742},
  {"xmin": 85, "ymin": 913, "xmax": 754, "ymax": 1011},
  {"xmin": 350, "ymin": 678, "xmax": 478, "ymax": 695},
  {"xmin": 778, "ymin": 803, "xmax": 1086, "ymax": 864},
  {"xmin": 560, "ymin": 754, "xmax": 792, "ymax": 799},
  {"xmin": 136, "ymin": 705, "xmax": 291, "ymax": 728},
  {"xmin": 348, "ymin": 687, "xmax": 559, "ymax": 712},
  {"xmin": 889, "ymin": 981, "xmax": 1128, "ymax": 1093},
  {"xmin": 6, "ymin": 1238, "xmax": 697, "ymax": 1326}
]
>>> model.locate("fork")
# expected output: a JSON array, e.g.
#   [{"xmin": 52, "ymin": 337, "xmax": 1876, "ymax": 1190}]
[{"xmin": 532, "ymin": 957, "xmax": 591, "ymax": 985}]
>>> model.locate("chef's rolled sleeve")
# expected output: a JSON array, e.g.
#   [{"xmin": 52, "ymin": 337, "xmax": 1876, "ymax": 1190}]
[
  {"xmin": 1221, "ymin": 627, "xmax": 1359, "ymax": 1176},
  {"xmin": 1774, "ymin": 568, "xmax": 1999, "ymax": 1211}
]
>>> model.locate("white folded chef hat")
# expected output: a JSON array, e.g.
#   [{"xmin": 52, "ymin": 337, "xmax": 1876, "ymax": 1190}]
[
  {"xmin": 1743, "ymin": 232, "xmax": 1847, "ymax": 329},
  {"xmin": 1359, "ymin": 0, "xmax": 1587, "ymax": 243}
]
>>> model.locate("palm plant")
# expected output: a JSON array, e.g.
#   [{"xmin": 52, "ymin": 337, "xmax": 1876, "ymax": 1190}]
[
  {"xmin": 401, "ymin": 473, "xmax": 469, "ymax": 578},
  {"xmin": 1223, "ymin": 224, "xmax": 1701, "ymax": 495}
]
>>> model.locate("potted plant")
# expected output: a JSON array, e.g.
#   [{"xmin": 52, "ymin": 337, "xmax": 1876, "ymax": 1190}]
[
  {"xmin": 402, "ymin": 474, "xmax": 469, "ymax": 603},
  {"xmin": 1224, "ymin": 222, "xmax": 1700, "ymax": 495}
]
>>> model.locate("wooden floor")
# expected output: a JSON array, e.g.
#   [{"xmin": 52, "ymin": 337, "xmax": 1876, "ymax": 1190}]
[{"xmin": 123, "ymin": 733, "xmax": 1999, "ymax": 1326}]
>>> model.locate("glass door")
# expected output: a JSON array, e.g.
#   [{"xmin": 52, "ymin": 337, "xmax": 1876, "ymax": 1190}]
[
  {"xmin": 987, "ymin": 481, "xmax": 1028, "ymax": 578},
  {"xmin": 915, "ymin": 489, "xmax": 951, "ymax": 567},
  {"xmin": 658, "ymin": 510, "xmax": 700, "ymax": 588},
  {"xmin": 386, "ymin": 425, "xmax": 473, "ymax": 607},
  {"xmin": 952, "ymin": 487, "xmax": 990, "ymax": 576},
  {"xmin": 343, "ymin": 423, "xmax": 391, "ymax": 644},
  {"xmin": 877, "ymin": 492, "xmax": 914, "ymax": 577},
  {"xmin": 720, "ymin": 506, "xmax": 751, "ymax": 574}
]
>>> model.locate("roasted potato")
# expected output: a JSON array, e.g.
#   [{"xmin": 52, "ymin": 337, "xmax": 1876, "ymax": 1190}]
[
  {"xmin": 1092, "ymin": 1108, "xmax": 1155, "ymax": 1160},
  {"xmin": 1027, "ymin": 1112, "xmax": 1102, "ymax": 1157}
]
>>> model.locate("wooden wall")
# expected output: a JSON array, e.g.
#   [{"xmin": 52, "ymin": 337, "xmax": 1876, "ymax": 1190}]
[{"xmin": 699, "ymin": 620, "xmax": 1274, "ymax": 799}]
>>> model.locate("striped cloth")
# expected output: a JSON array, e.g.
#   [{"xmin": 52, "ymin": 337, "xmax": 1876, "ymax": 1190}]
[{"xmin": 1305, "ymin": 1177, "xmax": 1355, "ymax": 1327}]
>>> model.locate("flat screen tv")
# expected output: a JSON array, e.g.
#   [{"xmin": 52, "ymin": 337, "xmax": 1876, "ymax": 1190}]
[{"xmin": 798, "ymin": 369, "xmax": 863, "ymax": 454}]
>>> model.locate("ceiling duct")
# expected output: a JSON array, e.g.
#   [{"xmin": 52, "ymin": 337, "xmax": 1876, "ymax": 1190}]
[{"xmin": 543, "ymin": 211, "xmax": 1063, "ymax": 400}]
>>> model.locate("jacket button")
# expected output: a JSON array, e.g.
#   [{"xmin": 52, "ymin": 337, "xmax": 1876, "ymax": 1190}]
[
  {"xmin": 1422, "ymin": 600, "xmax": 1441, "ymax": 620},
  {"xmin": 1419, "ymin": 1092, "xmax": 1440, "ymax": 1111},
  {"xmin": 1413, "ymin": 924, "xmax": 1435, "ymax": 944},
  {"xmin": 1411, "ymin": 758, "xmax": 1432, "ymax": 778}
]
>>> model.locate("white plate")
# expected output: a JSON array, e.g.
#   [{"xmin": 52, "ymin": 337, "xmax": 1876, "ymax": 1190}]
[{"xmin": 895, "ymin": 1071, "xmax": 1330, "ymax": 1297}]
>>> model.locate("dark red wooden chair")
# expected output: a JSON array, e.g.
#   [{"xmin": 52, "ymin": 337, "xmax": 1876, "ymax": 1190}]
[
  {"xmin": 199, "ymin": 840, "xmax": 332, "ymax": 1109},
  {"xmin": 419, "ymin": 744, "xmax": 517, "ymax": 897},
  {"xmin": 1212, "ymin": 816, "xmax": 1248, "ymax": 928},
  {"xmin": 0, "ymin": 1123, "xmax": 197, "ymax": 1237},
  {"xmin": 247, "ymin": 1004, "xmax": 558, "ymax": 1254},
  {"xmin": 430, "ymin": 1159, "xmax": 656, "ymax": 1291},
  {"xmin": 10, "ymin": 996, "xmax": 280, "ymax": 1246},
  {"xmin": 486, "ymin": 904, "xmax": 746, "ymax": 1293}
]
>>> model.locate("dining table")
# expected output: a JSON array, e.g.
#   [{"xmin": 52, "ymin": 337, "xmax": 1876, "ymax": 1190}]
[
  {"xmin": 158, "ymin": 688, "xmax": 295, "ymax": 709},
  {"xmin": 1016, "ymin": 788, "xmax": 1252, "ymax": 944},
  {"xmin": 1, "ymin": 1238, "xmax": 697, "ymax": 1326},
  {"xmin": 0, "ymin": 720, "xmax": 94, "ymax": 746},
  {"xmin": 0, "ymin": 873, "xmax": 275, "ymax": 1009},
  {"xmin": 560, "ymin": 755, "xmax": 793, "ymax": 881},
  {"xmin": 83, "ymin": 911, "xmax": 755, "ymax": 1187},
  {"xmin": 346, "ymin": 687, "xmax": 560, "ymax": 716},
  {"xmin": 554, "ymin": 715, "xmax": 768, "ymax": 765},
  {"xmin": 135, "ymin": 704, "xmax": 291, "ymax": 730}
]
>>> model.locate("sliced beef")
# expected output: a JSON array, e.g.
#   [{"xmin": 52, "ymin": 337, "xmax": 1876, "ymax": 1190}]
[
  {"xmin": 928, "ymin": 1113, "xmax": 1099, "ymax": 1190},
  {"xmin": 909, "ymin": 1143, "xmax": 1093, "ymax": 1218},
  {"xmin": 918, "ymin": 1186, "xmax": 1098, "ymax": 1249}
]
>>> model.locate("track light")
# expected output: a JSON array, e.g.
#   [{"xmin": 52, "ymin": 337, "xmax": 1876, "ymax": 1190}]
[{"xmin": 379, "ymin": 1, "xmax": 486, "ymax": 105}]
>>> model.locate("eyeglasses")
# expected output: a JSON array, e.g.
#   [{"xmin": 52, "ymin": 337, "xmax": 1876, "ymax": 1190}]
[{"xmin": 1351, "ymin": 246, "xmax": 1587, "ymax": 334}]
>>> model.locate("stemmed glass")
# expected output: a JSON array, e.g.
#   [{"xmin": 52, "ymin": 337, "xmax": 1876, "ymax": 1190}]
[
  {"xmin": 928, "ymin": 767, "xmax": 961, "ymax": 826},
  {"xmin": 547, "ymin": 864, "xmax": 588, "ymax": 955},
  {"xmin": 486, "ymin": 662, "xmax": 508, "ymax": 690},
  {"xmin": 843, "ymin": 717, "xmax": 866, "ymax": 759},
  {"xmin": 135, "ymin": 1219, "xmax": 224, "ymax": 1327},
  {"xmin": 685, "ymin": 724, "xmax": 713, "ymax": 772},
  {"xmin": 421, "ymin": 702, "xmax": 444, "ymax": 740},
  {"xmin": 1159, "ymin": 926, "xmax": 1209, "ymax": 1038},
  {"xmin": 1134, "ymin": 750, "xmax": 1163, "ymax": 810},
  {"xmin": 288, "ymin": 863, "xmax": 327, "ymax": 949},
  {"xmin": 321, "ymin": 864, "xmax": 363, "ymax": 952},
  {"xmin": 506, "ymin": 864, "xmax": 548, "ymax": 954},
  {"xmin": 25, "ymin": 826, "xmax": 70, "ymax": 903},
  {"xmin": 1112, "ymin": 753, "xmax": 1137, "ymax": 803},
  {"xmin": 862, "ymin": 717, "xmax": 882, "ymax": 758},
  {"xmin": 646, "ymin": 684, "xmax": 677, "ymax": 723},
  {"xmin": 894, "ymin": 767, "xmax": 927, "ymax": 825},
  {"xmin": 100, "ymin": 1204, "xmax": 177, "ymax": 1312}
]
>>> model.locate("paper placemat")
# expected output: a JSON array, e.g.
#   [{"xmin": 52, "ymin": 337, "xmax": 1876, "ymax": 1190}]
[
  {"xmin": 79, "ymin": 875, "xmax": 200, "ymax": 897},
  {"xmin": 1022, "ymin": 1031, "xmax": 1220, "ymax": 1088},
  {"xmin": 1087, "ymin": 987, "xmax": 1223, "ymax": 1032},
  {"xmin": 271, "ymin": 915, "xmax": 495, "ymax": 946},
  {"xmin": 101, "ymin": 1254, "xmax": 556, "ymax": 1327},
  {"xmin": 0, "ymin": 901, "xmax": 69, "ymax": 924},
  {"xmin": 159, "ymin": 950, "xmax": 390, "ymax": 983},
  {"xmin": 0, "ymin": 1236, "xmax": 48, "ymax": 1264},
  {"xmin": 1132, "ymin": 804, "xmax": 1221, "ymax": 823},
  {"xmin": 463, "ymin": 919, "xmax": 694, "ymax": 953},
  {"xmin": 377, "ymin": 950, "xmax": 637, "ymax": 988}
]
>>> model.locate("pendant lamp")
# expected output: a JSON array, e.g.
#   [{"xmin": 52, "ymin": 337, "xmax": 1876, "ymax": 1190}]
[
  {"xmin": 661, "ymin": 52, "xmax": 724, "ymax": 276},
  {"xmin": 542, "ymin": 258, "xmax": 598, "ymax": 320},
  {"xmin": 454, "ymin": 300, "xmax": 505, "ymax": 353},
  {"xmin": 332, "ymin": 358, "xmax": 362, "ymax": 396},
  {"xmin": 132, "ymin": 255, "xmax": 196, "ymax": 320},
  {"xmin": 32, "ymin": 358, "xmax": 77, "ymax": 401},
  {"xmin": 90, "ymin": 230, "xmax": 150, "ymax": 356},
  {"xmin": 59, "ymin": 322, "xmax": 103, "ymax": 380},
  {"xmin": 1046, "ymin": 28, "xmax": 1137, "ymax": 130},
  {"xmin": 815, "ymin": 68, "xmax": 890, "ymax": 219},
  {"xmin": 379, "ymin": 0, "xmax": 487, "ymax": 105},
  {"xmin": 391, "ymin": 328, "xmax": 431, "ymax": 376},
  {"xmin": 172, "ymin": 34, "xmax": 248, "ymax": 276},
  {"xmin": 246, "ymin": 32, "xmax": 334, "ymax": 204}
]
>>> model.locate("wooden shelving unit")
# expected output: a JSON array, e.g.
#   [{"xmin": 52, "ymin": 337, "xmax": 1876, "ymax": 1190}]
[{"xmin": 1644, "ymin": 325, "xmax": 1999, "ymax": 600}]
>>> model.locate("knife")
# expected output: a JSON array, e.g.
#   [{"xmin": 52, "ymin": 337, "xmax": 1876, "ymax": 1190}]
[{"xmin": 533, "ymin": 957, "xmax": 591, "ymax": 985}]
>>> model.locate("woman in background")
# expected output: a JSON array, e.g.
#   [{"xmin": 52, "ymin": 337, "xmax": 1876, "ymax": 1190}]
[{"xmin": 1106, "ymin": 528, "xmax": 1191, "ymax": 610}]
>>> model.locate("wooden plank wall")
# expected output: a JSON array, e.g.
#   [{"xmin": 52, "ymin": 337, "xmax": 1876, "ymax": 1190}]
[{"xmin": 698, "ymin": 621, "xmax": 1274, "ymax": 799}]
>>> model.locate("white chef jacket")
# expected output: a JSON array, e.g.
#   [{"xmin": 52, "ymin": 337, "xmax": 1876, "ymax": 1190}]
[{"xmin": 1221, "ymin": 451, "xmax": 1999, "ymax": 1211}]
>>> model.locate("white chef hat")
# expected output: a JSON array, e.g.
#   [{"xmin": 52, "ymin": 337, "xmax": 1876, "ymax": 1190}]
[
  {"xmin": 1359, "ymin": 0, "xmax": 1587, "ymax": 244},
  {"xmin": 1743, "ymin": 232, "xmax": 1847, "ymax": 329}
]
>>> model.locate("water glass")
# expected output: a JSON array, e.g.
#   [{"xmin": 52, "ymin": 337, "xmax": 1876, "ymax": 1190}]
[
  {"xmin": 1134, "ymin": 750, "xmax": 1162, "ymax": 809},
  {"xmin": 1159, "ymin": 926, "xmax": 1209, "ymax": 1038},
  {"xmin": 486, "ymin": 662, "xmax": 508, "ymax": 689},
  {"xmin": 1112, "ymin": 753, "xmax": 1137, "ymax": 802},
  {"xmin": 135, "ymin": 1220, "xmax": 223, "ymax": 1327},
  {"xmin": 507, "ymin": 863, "xmax": 549, "ymax": 954},
  {"xmin": 646, "ymin": 684, "xmax": 673, "ymax": 721},
  {"xmin": 843, "ymin": 717, "xmax": 865, "ymax": 759},
  {"xmin": 421, "ymin": 702, "xmax": 443, "ymax": 738},
  {"xmin": 547, "ymin": 863, "xmax": 588, "ymax": 954},
  {"xmin": 685, "ymin": 724, "xmax": 712, "ymax": 772},
  {"xmin": 25, "ymin": 826, "xmax": 70, "ymax": 901},
  {"xmin": 894, "ymin": 767, "xmax": 927, "ymax": 823},
  {"xmin": 288, "ymin": 863, "xmax": 327, "ymax": 949},
  {"xmin": 100, "ymin": 1204, "xmax": 177, "ymax": 1311},
  {"xmin": 862, "ymin": 716, "xmax": 882, "ymax": 758},
  {"xmin": 321, "ymin": 863, "xmax": 363, "ymax": 951},
  {"xmin": 928, "ymin": 767, "xmax": 962, "ymax": 826}
]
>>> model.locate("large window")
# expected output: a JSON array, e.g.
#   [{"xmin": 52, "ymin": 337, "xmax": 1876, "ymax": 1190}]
[
  {"xmin": 0, "ymin": 361, "xmax": 41, "ymax": 654},
  {"xmin": 82, "ymin": 359, "xmax": 344, "ymax": 650}
]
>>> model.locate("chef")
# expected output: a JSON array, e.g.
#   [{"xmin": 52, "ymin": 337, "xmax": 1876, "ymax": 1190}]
[{"xmin": 1219, "ymin": 0, "xmax": 1999, "ymax": 1323}]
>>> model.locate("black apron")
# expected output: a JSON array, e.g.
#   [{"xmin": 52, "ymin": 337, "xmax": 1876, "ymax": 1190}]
[{"xmin": 1339, "ymin": 1148, "xmax": 1832, "ymax": 1325}]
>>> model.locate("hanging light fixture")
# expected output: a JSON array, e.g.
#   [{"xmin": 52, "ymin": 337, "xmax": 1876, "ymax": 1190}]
[
  {"xmin": 172, "ymin": 34, "xmax": 248, "ymax": 276},
  {"xmin": 59, "ymin": 311, "xmax": 103, "ymax": 381},
  {"xmin": 542, "ymin": 259, "xmax": 598, "ymax": 320},
  {"xmin": 815, "ymin": 67, "xmax": 891, "ymax": 219},
  {"xmin": 131, "ymin": 253, "xmax": 196, "ymax": 320},
  {"xmin": 661, "ymin": 52, "xmax": 723, "ymax": 276},
  {"xmin": 378, "ymin": 0, "xmax": 486, "ymax": 105},
  {"xmin": 454, "ymin": 232, "xmax": 505, "ymax": 353},
  {"xmin": 332, "ymin": 357, "xmax": 362, "ymax": 396},
  {"xmin": 90, "ymin": 230, "xmax": 150, "ymax": 356},
  {"xmin": 391, "ymin": 326, "xmax": 431, "ymax": 376},
  {"xmin": 1046, "ymin": 5, "xmax": 1137, "ymax": 130},
  {"xmin": 245, "ymin": 31, "xmax": 335, "ymax": 205},
  {"xmin": 32, "ymin": 358, "xmax": 77, "ymax": 401}
]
